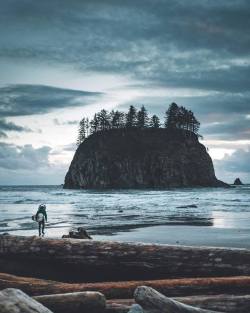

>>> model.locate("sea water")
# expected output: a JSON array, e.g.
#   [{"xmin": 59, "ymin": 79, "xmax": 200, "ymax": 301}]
[{"xmin": 0, "ymin": 185, "xmax": 250, "ymax": 248}]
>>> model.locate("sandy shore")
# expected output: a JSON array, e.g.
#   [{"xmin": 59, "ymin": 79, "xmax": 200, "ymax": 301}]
[
  {"xmin": 4, "ymin": 224, "xmax": 250, "ymax": 249},
  {"xmin": 95, "ymin": 225, "xmax": 250, "ymax": 249}
]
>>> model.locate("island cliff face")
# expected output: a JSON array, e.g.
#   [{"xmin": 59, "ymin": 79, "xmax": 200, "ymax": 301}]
[{"xmin": 64, "ymin": 128, "xmax": 226, "ymax": 189}]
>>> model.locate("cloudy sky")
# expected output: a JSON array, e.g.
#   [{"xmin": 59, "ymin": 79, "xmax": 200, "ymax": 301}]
[{"xmin": 0, "ymin": 0, "xmax": 249, "ymax": 185}]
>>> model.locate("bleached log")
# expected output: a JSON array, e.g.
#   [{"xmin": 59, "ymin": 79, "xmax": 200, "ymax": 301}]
[
  {"xmin": 1, "ymin": 234, "xmax": 250, "ymax": 282},
  {"xmin": 107, "ymin": 294, "xmax": 250, "ymax": 313},
  {"xmin": 34, "ymin": 291, "xmax": 106, "ymax": 313},
  {"xmin": 134, "ymin": 286, "xmax": 222, "ymax": 313},
  {"xmin": 0, "ymin": 288, "xmax": 52, "ymax": 313},
  {"xmin": 175, "ymin": 294, "xmax": 250, "ymax": 313}
]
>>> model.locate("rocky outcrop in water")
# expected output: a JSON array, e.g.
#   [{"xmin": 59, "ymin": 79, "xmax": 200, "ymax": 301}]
[
  {"xmin": 64, "ymin": 128, "xmax": 227, "ymax": 189},
  {"xmin": 234, "ymin": 178, "xmax": 243, "ymax": 185}
]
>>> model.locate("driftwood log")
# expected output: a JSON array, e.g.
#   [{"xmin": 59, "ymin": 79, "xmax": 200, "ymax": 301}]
[
  {"xmin": 134, "ymin": 286, "xmax": 222, "ymax": 313},
  {"xmin": 33, "ymin": 291, "xmax": 106, "ymax": 313},
  {"xmin": 0, "ymin": 288, "xmax": 52, "ymax": 313},
  {"xmin": 175, "ymin": 294, "xmax": 250, "ymax": 313},
  {"xmin": 1, "ymin": 234, "xmax": 250, "ymax": 282},
  {"xmin": 2, "ymin": 272, "xmax": 250, "ymax": 299},
  {"xmin": 107, "ymin": 294, "xmax": 250, "ymax": 313}
]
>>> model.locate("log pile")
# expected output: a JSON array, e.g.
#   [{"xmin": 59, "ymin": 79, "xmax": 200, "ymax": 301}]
[{"xmin": 1, "ymin": 234, "xmax": 250, "ymax": 312}]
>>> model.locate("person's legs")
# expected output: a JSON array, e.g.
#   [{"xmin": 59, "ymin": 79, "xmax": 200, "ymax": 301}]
[
  {"xmin": 38, "ymin": 222, "xmax": 42, "ymax": 236},
  {"xmin": 42, "ymin": 220, "xmax": 45, "ymax": 235}
]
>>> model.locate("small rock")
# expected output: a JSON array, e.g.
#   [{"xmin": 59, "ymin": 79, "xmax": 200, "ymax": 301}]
[
  {"xmin": 62, "ymin": 227, "xmax": 92, "ymax": 239},
  {"xmin": 176, "ymin": 204, "xmax": 198, "ymax": 208}
]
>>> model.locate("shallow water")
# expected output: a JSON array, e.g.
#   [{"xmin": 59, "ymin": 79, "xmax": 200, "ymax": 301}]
[{"xmin": 0, "ymin": 185, "xmax": 250, "ymax": 247}]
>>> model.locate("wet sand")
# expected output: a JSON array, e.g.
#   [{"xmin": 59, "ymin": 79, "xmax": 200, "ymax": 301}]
[
  {"xmin": 95, "ymin": 225, "xmax": 250, "ymax": 249},
  {"xmin": 7, "ymin": 224, "xmax": 250, "ymax": 249}
]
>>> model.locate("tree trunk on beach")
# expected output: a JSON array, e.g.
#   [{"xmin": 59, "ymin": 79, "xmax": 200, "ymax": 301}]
[
  {"xmin": 0, "ymin": 288, "xmax": 52, "ymax": 313},
  {"xmin": 1, "ymin": 272, "xmax": 250, "ymax": 299},
  {"xmin": 107, "ymin": 294, "xmax": 250, "ymax": 313},
  {"xmin": 1, "ymin": 235, "xmax": 250, "ymax": 282},
  {"xmin": 134, "ymin": 286, "xmax": 222, "ymax": 313},
  {"xmin": 33, "ymin": 291, "xmax": 106, "ymax": 313}
]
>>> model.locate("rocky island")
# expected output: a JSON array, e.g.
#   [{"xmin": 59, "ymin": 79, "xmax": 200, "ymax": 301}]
[{"xmin": 64, "ymin": 103, "xmax": 226, "ymax": 189}]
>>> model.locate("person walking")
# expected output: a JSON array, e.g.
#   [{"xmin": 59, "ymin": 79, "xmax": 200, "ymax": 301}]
[{"xmin": 35, "ymin": 204, "xmax": 47, "ymax": 236}]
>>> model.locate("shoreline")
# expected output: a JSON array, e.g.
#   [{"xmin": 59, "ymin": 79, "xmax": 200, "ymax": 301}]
[{"xmin": 3, "ymin": 223, "xmax": 250, "ymax": 249}]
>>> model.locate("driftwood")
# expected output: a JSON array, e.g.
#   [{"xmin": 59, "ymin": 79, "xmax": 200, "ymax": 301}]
[
  {"xmin": 105, "ymin": 302, "xmax": 131, "ymax": 313},
  {"xmin": 175, "ymin": 294, "xmax": 250, "ymax": 313},
  {"xmin": 33, "ymin": 291, "xmax": 106, "ymax": 313},
  {"xmin": 1, "ymin": 234, "xmax": 250, "ymax": 282},
  {"xmin": 134, "ymin": 286, "xmax": 222, "ymax": 313},
  {"xmin": 2, "ymin": 272, "xmax": 250, "ymax": 299},
  {"xmin": 0, "ymin": 288, "xmax": 52, "ymax": 313},
  {"xmin": 107, "ymin": 294, "xmax": 250, "ymax": 313}
]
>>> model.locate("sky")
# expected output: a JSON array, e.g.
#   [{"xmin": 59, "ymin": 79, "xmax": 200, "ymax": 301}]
[{"xmin": 0, "ymin": 0, "xmax": 250, "ymax": 185}]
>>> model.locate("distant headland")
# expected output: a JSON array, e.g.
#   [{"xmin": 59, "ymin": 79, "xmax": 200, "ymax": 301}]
[{"xmin": 64, "ymin": 103, "xmax": 227, "ymax": 189}]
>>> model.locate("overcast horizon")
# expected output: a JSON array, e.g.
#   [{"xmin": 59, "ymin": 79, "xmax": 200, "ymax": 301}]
[{"xmin": 0, "ymin": 0, "xmax": 250, "ymax": 185}]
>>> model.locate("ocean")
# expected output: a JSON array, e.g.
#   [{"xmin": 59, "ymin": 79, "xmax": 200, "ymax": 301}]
[{"xmin": 0, "ymin": 185, "xmax": 250, "ymax": 248}]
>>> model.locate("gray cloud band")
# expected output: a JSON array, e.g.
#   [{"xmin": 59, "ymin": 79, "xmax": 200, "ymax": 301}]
[{"xmin": 0, "ymin": 84, "xmax": 103, "ymax": 117}]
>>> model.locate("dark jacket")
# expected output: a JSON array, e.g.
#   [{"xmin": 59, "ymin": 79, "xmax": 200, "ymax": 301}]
[{"xmin": 36, "ymin": 207, "xmax": 47, "ymax": 222}]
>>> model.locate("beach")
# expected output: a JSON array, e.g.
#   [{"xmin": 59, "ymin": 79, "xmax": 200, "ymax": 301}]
[{"xmin": 0, "ymin": 185, "xmax": 250, "ymax": 248}]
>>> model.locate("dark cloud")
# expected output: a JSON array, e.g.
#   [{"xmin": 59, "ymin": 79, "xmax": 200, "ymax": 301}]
[
  {"xmin": 0, "ymin": 1, "xmax": 249, "ymax": 92},
  {"xmin": 201, "ymin": 116, "xmax": 250, "ymax": 140},
  {"xmin": 215, "ymin": 148, "xmax": 250, "ymax": 174},
  {"xmin": 0, "ymin": 84, "xmax": 103, "ymax": 117},
  {"xmin": 0, "ymin": 118, "xmax": 32, "ymax": 137},
  {"xmin": 0, "ymin": 142, "xmax": 51, "ymax": 170}
]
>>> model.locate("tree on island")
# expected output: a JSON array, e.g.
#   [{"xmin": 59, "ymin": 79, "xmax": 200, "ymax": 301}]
[
  {"xmin": 137, "ymin": 105, "xmax": 149, "ymax": 128},
  {"xmin": 150, "ymin": 115, "xmax": 161, "ymax": 128},
  {"xmin": 126, "ymin": 105, "xmax": 137, "ymax": 128},
  {"xmin": 164, "ymin": 102, "xmax": 200, "ymax": 135},
  {"xmin": 110, "ymin": 110, "xmax": 126, "ymax": 129},
  {"xmin": 98, "ymin": 109, "xmax": 110, "ymax": 131},
  {"xmin": 77, "ymin": 118, "xmax": 86, "ymax": 146},
  {"xmin": 76, "ymin": 102, "xmax": 200, "ymax": 145}
]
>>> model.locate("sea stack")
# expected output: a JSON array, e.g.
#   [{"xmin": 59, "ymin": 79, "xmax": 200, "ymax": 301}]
[
  {"xmin": 234, "ymin": 178, "xmax": 243, "ymax": 185},
  {"xmin": 64, "ymin": 128, "xmax": 227, "ymax": 189}
]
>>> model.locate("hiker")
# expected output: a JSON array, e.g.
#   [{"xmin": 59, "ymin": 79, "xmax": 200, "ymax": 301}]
[{"xmin": 35, "ymin": 204, "xmax": 47, "ymax": 236}]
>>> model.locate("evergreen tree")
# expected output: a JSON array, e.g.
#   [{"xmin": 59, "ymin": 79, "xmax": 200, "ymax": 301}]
[
  {"xmin": 77, "ymin": 118, "xmax": 86, "ymax": 146},
  {"xmin": 150, "ymin": 115, "xmax": 161, "ymax": 128},
  {"xmin": 125, "ymin": 105, "xmax": 137, "ymax": 128},
  {"xmin": 164, "ymin": 102, "xmax": 179, "ymax": 128},
  {"xmin": 110, "ymin": 110, "xmax": 125, "ymax": 128},
  {"xmin": 98, "ymin": 109, "xmax": 110, "ymax": 131},
  {"xmin": 90, "ymin": 113, "xmax": 99, "ymax": 133},
  {"xmin": 85, "ymin": 118, "xmax": 90, "ymax": 136},
  {"xmin": 137, "ymin": 105, "xmax": 149, "ymax": 128}
]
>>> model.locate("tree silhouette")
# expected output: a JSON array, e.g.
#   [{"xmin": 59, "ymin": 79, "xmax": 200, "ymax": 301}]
[
  {"xmin": 79, "ymin": 103, "xmax": 201, "ymax": 139},
  {"xmin": 90, "ymin": 113, "xmax": 99, "ymax": 133},
  {"xmin": 77, "ymin": 118, "xmax": 86, "ymax": 146},
  {"xmin": 110, "ymin": 110, "xmax": 125, "ymax": 129},
  {"xmin": 164, "ymin": 103, "xmax": 200, "ymax": 135},
  {"xmin": 98, "ymin": 109, "xmax": 110, "ymax": 131},
  {"xmin": 126, "ymin": 105, "xmax": 137, "ymax": 128},
  {"xmin": 164, "ymin": 102, "xmax": 179, "ymax": 128},
  {"xmin": 85, "ymin": 118, "xmax": 90, "ymax": 137},
  {"xmin": 150, "ymin": 115, "xmax": 160, "ymax": 128},
  {"xmin": 137, "ymin": 105, "xmax": 149, "ymax": 128}
]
